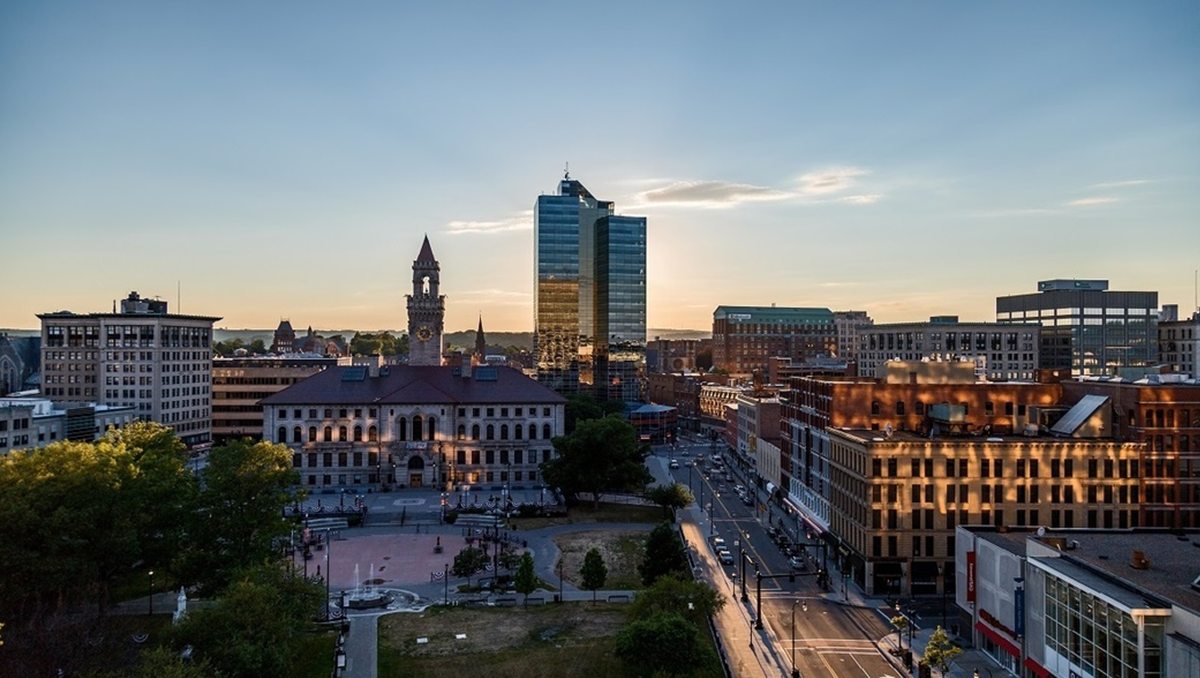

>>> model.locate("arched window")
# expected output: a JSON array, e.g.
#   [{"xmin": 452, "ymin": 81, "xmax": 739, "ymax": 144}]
[
  {"xmin": 308, "ymin": 426, "xmax": 317, "ymax": 442},
  {"xmin": 398, "ymin": 418, "xmax": 407, "ymax": 441},
  {"xmin": 529, "ymin": 423, "xmax": 537, "ymax": 439},
  {"xmin": 293, "ymin": 427, "xmax": 302, "ymax": 443},
  {"xmin": 323, "ymin": 426, "xmax": 332, "ymax": 442},
  {"xmin": 500, "ymin": 424, "xmax": 509, "ymax": 440},
  {"xmin": 457, "ymin": 424, "xmax": 466, "ymax": 440},
  {"xmin": 472, "ymin": 424, "xmax": 480, "ymax": 440},
  {"xmin": 486, "ymin": 424, "xmax": 495, "ymax": 440},
  {"xmin": 338, "ymin": 426, "xmax": 347, "ymax": 441},
  {"xmin": 412, "ymin": 415, "xmax": 424, "ymax": 441},
  {"xmin": 277, "ymin": 426, "xmax": 287, "ymax": 443},
  {"xmin": 368, "ymin": 426, "xmax": 377, "ymax": 442},
  {"xmin": 870, "ymin": 401, "xmax": 881, "ymax": 416},
  {"xmin": 353, "ymin": 426, "xmax": 363, "ymax": 442},
  {"xmin": 896, "ymin": 401, "xmax": 905, "ymax": 416},
  {"xmin": 427, "ymin": 417, "xmax": 436, "ymax": 440},
  {"xmin": 514, "ymin": 425, "xmax": 522, "ymax": 440},
  {"xmin": 543, "ymin": 424, "xmax": 552, "ymax": 439}
]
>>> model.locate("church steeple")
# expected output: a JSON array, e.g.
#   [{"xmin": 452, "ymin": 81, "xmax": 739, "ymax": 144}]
[
  {"xmin": 474, "ymin": 315, "xmax": 487, "ymax": 364},
  {"xmin": 406, "ymin": 235, "xmax": 446, "ymax": 366}
]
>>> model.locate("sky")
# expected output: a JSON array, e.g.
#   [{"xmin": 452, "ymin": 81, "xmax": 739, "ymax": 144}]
[{"xmin": 1, "ymin": 1, "xmax": 1198, "ymax": 333}]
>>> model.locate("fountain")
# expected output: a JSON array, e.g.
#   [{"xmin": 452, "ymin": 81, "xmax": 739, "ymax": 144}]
[{"xmin": 342, "ymin": 562, "xmax": 393, "ymax": 609}]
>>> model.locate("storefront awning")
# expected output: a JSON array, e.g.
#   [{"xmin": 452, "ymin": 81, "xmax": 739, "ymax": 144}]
[
  {"xmin": 975, "ymin": 620, "xmax": 1020, "ymax": 658},
  {"xmin": 1023, "ymin": 657, "xmax": 1052, "ymax": 678}
]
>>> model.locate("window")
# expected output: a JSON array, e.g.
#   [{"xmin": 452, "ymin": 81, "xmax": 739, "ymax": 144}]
[
  {"xmin": 912, "ymin": 459, "xmax": 921, "ymax": 477},
  {"xmin": 457, "ymin": 424, "xmax": 466, "ymax": 440},
  {"xmin": 529, "ymin": 424, "xmax": 537, "ymax": 439},
  {"xmin": 368, "ymin": 426, "xmax": 377, "ymax": 442},
  {"xmin": 514, "ymin": 425, "xmax": 522, "ymax": 440},
  {"xmin": 412, "ymin": 415, "xmax": 423, "ymax": 441},
  {"xmin": 500, "ymin": 424, "xmax": 509, "ymax": 440},
  {"xmin": 277, "ymin": 426, "xmax": 287, "ymax": 443},
  {"xmin": 486, "ymin": 424, "xmax": 495, "ymax": 440},
  {"xmin": 871, "ymin": 401, "xmax": 881, "ymax": 416},
  {"xmin": 353, "ymin": 426, "xmax": 363, "ymax": 442},
  {"xmin": 293, "ymin": 427, "xmax": 302, "ymax": 443},
  {"xmin": 945, "ymin": 459, "xmax": 955, "ymax": 477},
  {"xmin": 985, "ymin": 401, "xmax": 994, "ymax": 416},
  {"xmin": 543, "ymin": 424, "xmax": 552, "ymax": 439},
  {"xmin": 896, "ymin": 401, "xmax": 905, "ymax": 416},
  {"xmin": 1030, "ymin": 459, "xmax": 1038, "ymax": 477},
  {"xmin": 324, "ymin": 426, "xmax": 332, "ymax": 442},
  {"xmin": 993, "ymin": 459, "xmax": 1003, "ymax": 477},
  {"xmin": 872, "ymin": 458, "xmax": 882, "ymax": 477},
  {"xmin": 472, "ymin": 424, "xmax": 480, "ymax": 440},
  {"xmin": 427, "ymin": 417, "xmax": 436, "ymax": 440},
  {"xmin": 887, "ymin": 459, "xmax": 897, "ymax": 477},
  {"xmin": 309, "ymin": 426, "xmax": 317, "ymax": 442},
  {"xmin": 959, "ymin": 459, "xmax": 968, "ymax": 477},
  {"xmin": 399, "ymin": 418, "xmax": 407, "ymax": 441},
  {"xmin": 338, "ymin": 426, "xmax": 347, "ymax": 441},
  {"xmin": 983, "ymin": 485, "xmax": 992, "ymax": 503},
  {"xmin": 912, "ymin": 485, "xmax": 921, "ymax": 503}
]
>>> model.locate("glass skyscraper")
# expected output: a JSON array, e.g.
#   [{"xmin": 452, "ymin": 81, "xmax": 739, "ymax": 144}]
[{"xmin": 534, "ymin": 175, "xmax": 646, "ymax": 401}]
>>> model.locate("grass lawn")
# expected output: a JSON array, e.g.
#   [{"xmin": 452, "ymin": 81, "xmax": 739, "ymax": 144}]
[
  {"xmin": 509, "ymin": 503, "xmax": 666, "ymax": 530},
  {"xmin": 552, "ymin": 530, "xmax": 649, "ymax": 590},
  {"xmin": 377, "ymin": 603, "xmax": 630, "ymax": 678}
]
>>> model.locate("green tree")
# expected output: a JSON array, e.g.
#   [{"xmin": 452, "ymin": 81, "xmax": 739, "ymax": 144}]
[
  {"xmin": 541, "ymin": 415, "xmax": 651, "ymax": 510},
  {"xmin": 922, "ymin": 625, "xmax": 963, "ymax": 676},
  {"xmin": 564, "ymin": 394, "xmax": 605, "ymax": 433},
  {"xmin": 177, "ymin": 439, "xmax": 297, "ymax": 593},
  {"xmin": 94, "ymin": 646, "xmax": 216, "ymax": 678},
  {"xmin": 248, "ymin": 338, "xmax": 268, "ymax": 354},
  {"xmin": 580, "ymin": 547, "xmax": 608, "ymax": 604},
  {"xmin": 629, "ymin": 574, "xmax": 724, "ymax": 622},
  {"xmin": 452, "ymin": 546, "xmax": 487, "ymax": 586},
  {"xmin": 890, "ymin": 614, "xmax": 909, "ymax": 653},
  {"xmin": 514, "ymin": 552, "xmax": 537, "ymax": 605},
  {"xmin": 614, "ymin": 612, "xmax": 714, "ymax": 677},
  {"xmin": 170, "ymin": 564, "xmax": 324, "ymax": 678},
  {"xmin": 639, "ymin": 523, "xmax": 689, "ymax": 587},
  {"xmin": 645, "ymin": 483, "xmax": 693, "ymax": 521}
]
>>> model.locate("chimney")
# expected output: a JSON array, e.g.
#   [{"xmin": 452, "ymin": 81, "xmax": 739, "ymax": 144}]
[
  {"xmin": 368, "ymin": 354, "xmax": 383, "ymax": 378},
  {"xmin": 1130, "ymin": 550, "xmax": 1150, "ymax": 570},
  {"xmin": 461, "ymin": 353, "xmax": 472, "ymax": 379}
]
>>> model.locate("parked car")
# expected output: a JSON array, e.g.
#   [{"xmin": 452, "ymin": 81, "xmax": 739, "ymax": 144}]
[
  {"xmin": 669, "ymin": 459, "xmax": 680, "ymax": 470},
  {"xmin": 789, "ymin": 556, "xmax": 807, "ymax": 571},
  {"xmin": 742, "ymin": 494, "xmax": 754, "ymax": 507},
  {"xmin": 711, "ymin": 536, "xmax": 726, "ymax": 550}
]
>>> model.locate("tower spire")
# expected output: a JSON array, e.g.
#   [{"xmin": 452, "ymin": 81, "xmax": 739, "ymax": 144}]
[
  {"xmin": 417, "ymin": 234, "xmax": 435, "ymax": 262},
  {"xmin": 474, "ymin": 314, "xmax": 487, "ymax": 363}
]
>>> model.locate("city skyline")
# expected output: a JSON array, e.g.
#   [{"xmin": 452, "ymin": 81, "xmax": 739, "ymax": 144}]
[{"xmin": 2, "ymin": 2, "xmax": 1198, "ymax": 332}]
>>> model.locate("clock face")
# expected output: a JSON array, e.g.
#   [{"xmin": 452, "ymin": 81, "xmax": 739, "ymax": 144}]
[{"xmin": 415, "ymin": 325, "xmax": 434, "ymax": 342}]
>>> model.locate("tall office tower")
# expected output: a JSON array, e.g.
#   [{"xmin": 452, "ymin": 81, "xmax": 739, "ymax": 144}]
[
  {"xmin": 833, "ymin": 310, "xmax": 873, "ymax": 363},
  {"xmin": 997, "ymin": 279, "xmax": 1158, "ymax": 376},
  {"xmin": 534, "ymin": 173, "xmax": 646, "ymax": 401},
  {"xmin": 38, "ymin": 291, "xmax": 220, "ymax": 447},
  {"xmin": 407, "ymin": 236, "xmax": 446, "ymax": 367}
]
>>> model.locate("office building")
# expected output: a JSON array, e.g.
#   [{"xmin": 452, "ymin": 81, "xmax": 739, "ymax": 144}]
[
  {"xmin": 534, "ymin": 173, "xmax": 647, "ymax": 401},
  {"xmin": 211, "ymin": 355, "xmax": 338, "ymax": 444},
  {"xmin": 38, "ymin": 291, "xmax": 219, "ymax": 447},
  {"xmin": 859, "ymin": 316, "xmax": 1041, "ymax": 381},
  {"xmin": 958, "ymin": 527, "xmax": 1200, "ymax": 678},
  {"xmin": 712, "ymin": 305, "xmax": 836, "ymax": 374},
  {"xmin": 0, "ymin": 334, "xmax": 40, "ymax": 396},
  {"xmin": 261, "ymin": 363, "xmax": 565, "ymax": 491},
  {"xmin": 829, "ymin": 423, "xmax": 1142, "ymax": 598},
  {"xmin": 997, "ymin": 279, "xmax": 1158, "ymax": 376},
  {"xmin": 1157, "ymin": 304, "xmax": 1200, "ymax": 377},
  {"xmin": 833, "ymin": 310, "xmax": 873, "ymax": 363}
]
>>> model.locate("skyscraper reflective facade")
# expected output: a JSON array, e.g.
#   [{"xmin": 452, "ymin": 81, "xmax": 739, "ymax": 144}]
[{"xmin": 535, "ymin": 175, "xmax": 646, "ymax": 401}]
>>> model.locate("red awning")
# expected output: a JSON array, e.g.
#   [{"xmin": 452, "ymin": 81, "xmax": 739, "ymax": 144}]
[
  {"xmin": 1023, "ymin": 657, "xmax": 1052, "ymax": 678},
  {"xmin": 975, "ymin": 620, "xmax": 1021, "ymax": 658}
]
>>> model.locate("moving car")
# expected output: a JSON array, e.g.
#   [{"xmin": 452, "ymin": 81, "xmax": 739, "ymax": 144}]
[
  {"xmin": 789, "ymin": 556, "xmax": 807, "ymax": 571},
  {"xmin": 669, "ymin": 459, "xmax": 680, "ymax": 470},
  {"xmin": 719, "ymin": 550, "xmax": 734, "ymax": 565}
]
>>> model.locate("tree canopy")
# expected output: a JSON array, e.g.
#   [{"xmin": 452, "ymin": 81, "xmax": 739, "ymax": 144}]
[
  {"xmin": 580, "ymin": 547, "xmax": 608, "ymax": 604},
  {"xmin": 564, "ymin": 394, "xmax": 626, "ymax": 433},
  {"xmin": 514, "ymin": 552, "xmax": 537, "ymax": 604},
  {"xmin": 614, "ymin": 612, "xmax": 714, "ymax": 677},
  {"xmin": 628, "ymin": 574, "xmax": 724, "ymax": 622},
  {"xmin": 452, "ymin": 546, "xmax": 487, "ymax": 585},
  {"xmin": 541, "ymin": 415, "xmax": 651, "ymax": 509},
  {"xmin": 639, "ymin": 523, "xmax": 689, "ymax": 587},
  {"xmin": 349, "ymin": 331, "xmax": 408, "ymax": 357},
  {"xmin": 921, "ymin": 625, "xmax": 963, "ymax": 676},
  {"xmin": 645, "ymin": 483, "xmax": 693, "ymax": 521}
]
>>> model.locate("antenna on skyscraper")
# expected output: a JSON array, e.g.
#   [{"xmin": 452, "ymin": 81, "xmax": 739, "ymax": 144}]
[{"xmin": 564, "ymin": 162, "xmax": 570, "ymax": 180}]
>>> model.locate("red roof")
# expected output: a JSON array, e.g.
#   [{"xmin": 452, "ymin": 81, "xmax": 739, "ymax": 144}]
[{"xmin": 260, "ymin": 365, "xmax": 566, "ymax": 406}]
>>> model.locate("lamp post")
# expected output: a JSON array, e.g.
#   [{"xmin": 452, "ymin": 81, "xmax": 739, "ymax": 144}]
[
  {"xmin": 443, "ymin": 563, "xmax": 449, "ymax": 605},
  {"xmin": 791, "ymin": 599, "xmax": 807, "ymax": 678},
  {"xmin": 148, "ymin": 570, "xmax": 155, "ymax": 615},
  {"xmin": 334, "ymin": 645, "xmax": 346, "ymax": 676},
  {"xmin": 325, "ymin": 528, "xmax": 333, "ymax": 620}
]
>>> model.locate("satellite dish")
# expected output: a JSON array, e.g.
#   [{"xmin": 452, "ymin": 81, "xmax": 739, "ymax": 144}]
[{"xmin": 1036, "ymin": 526, "xmax": 1046, "ymax": 536}]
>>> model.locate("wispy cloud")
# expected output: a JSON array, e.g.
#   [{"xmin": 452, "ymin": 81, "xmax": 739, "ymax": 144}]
[
  {"xmin": 632, "ymin": 166, "xmax": 881, "ymax": 209},
  {"xmin": 456, "ymin": 288, "xmax": 531, "ymax": 306},
  {"xmin": 637, "ymin": 180, "xmax": 791, "ymax": 208},
  {"xmin": 1088, "ymin": 179, "xmax": 1150, "ymax": 190},
  {"xmin": 445, "ymin": 211, "xmax": 532, "ymax": 235},
  {"xmin": 818, "ymin": 281, "xmax": 862, "ymax": 288},
  {"xmin": 1065, "ymin": 197, "xmax": 1119, "ymax": 207},
  {"xmin": 796, "ymin": 167, "xmax": 869, "ymax": 196}
]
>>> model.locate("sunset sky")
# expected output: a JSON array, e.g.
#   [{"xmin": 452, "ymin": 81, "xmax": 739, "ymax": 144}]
[{"xmin": 2, "ymin": 1, "xmax": 1197, "ymax": 332}]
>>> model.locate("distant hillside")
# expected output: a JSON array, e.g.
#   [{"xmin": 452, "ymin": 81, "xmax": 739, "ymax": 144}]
[
  {"xmin": 0, "ymin": 329, "xmax": 40, "ymax": 338},
  {"xmin": 648, "ymin": 328, "xmax": 711, "ymax": 340}
]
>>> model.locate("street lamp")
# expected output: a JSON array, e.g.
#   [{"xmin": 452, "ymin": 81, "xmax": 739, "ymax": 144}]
[
  {"xmin": 791, "ymin": 599, "xmax": 807, "ymax": 678},
  {"xmin": 334, "ymin": 645, "xmax": 346, "ymax": 675},
  {"xmin": 148, "ymin": 570, "xmax": 155, "ymax": 615}
]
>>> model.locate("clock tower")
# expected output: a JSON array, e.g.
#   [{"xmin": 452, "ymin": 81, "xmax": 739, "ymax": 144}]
[{"xmin": 406, "ymin": 235, "xmax": 445, "ymax": 366}]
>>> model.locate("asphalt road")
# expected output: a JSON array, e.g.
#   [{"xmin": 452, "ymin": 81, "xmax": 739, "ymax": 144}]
[{"xmin": 665, "ymin": 439, "xmax": 901, "ymax": 678}]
